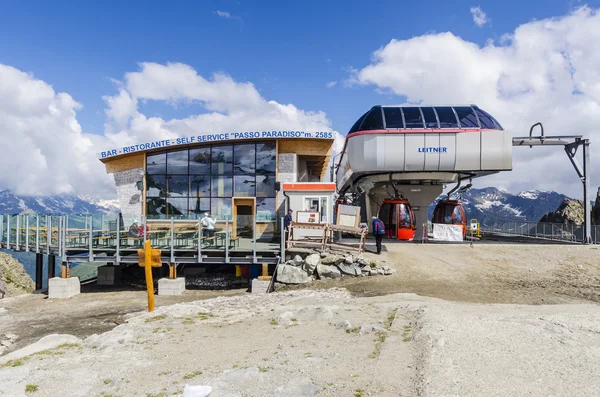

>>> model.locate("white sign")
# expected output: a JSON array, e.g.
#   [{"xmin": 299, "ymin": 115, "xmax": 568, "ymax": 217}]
[
  {"xmin": 432, "ymin": 223, "xmax": 463, "ymax": 241},
  {"xmin": 98, "ymin": 130, "xmax": 335, "ymax": 159},
  {"xmin": 296, "ymin": 211, "xmax": 320, "ymax": 224}
]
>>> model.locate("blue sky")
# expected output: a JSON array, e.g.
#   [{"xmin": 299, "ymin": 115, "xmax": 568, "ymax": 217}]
[{"xmin": 1, "ymin": 0, "xmax": 595, "ymax": 135}]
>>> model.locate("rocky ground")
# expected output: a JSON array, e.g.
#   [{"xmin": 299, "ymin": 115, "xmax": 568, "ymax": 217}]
[
  {"xmin": 1, "ymin": 243, "xmax": 600, "ymax": 396},
  {"xmin": 0, "ymin": 252, "xmax": 35, "ymax": 298}
]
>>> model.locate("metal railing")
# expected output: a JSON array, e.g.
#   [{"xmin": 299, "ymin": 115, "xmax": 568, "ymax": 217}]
[{"xmin": 482, "ymin": 220, "xmax": 600, "ymax": 244}]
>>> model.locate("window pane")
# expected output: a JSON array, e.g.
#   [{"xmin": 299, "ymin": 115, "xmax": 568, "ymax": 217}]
[
  {"xmin": 211, "ymin": 175, "xmax": 232, "ymax": 197},
  {"xmin": 147, "ymin": 152, "xmax": 166, "ymax": 174},
  {"xmin": 211, "ymin": 198, "xmax": 232, "ymax": 221},
  {"xmin": 167, "ymin": 175, "xmax": 188, "ymax": 197},
  {"xmin": 167, "ymin": 149, "xmax": 188, "ymax": 174},
  {"xmin": 147, "ymin": 197, "xmax": 167, "ymax": 217},
  {"xmin": 256, "ymin": 142, "xmax": 276, "ymax": 174},
  {"xmin": 189, "ymin": 198, "xmax": 211, "ymax": 216},
  {"xmin": 348, "ymin": 111, "xmax": 369, "ymax": 134},
  {"xmin": 212, "ymin": 145, "xmax": 233, "ymax": 174},
  {"xmin": 402, "ymin": 108, "xmax": 424, "ymax": 128},
  {"xmin": 234, "ymin": 175, "xmax": 256, "ymax": 197},
  {"xmin": 167, "ymin": 198, "xmax": 188, "ymax": 216},
  {"xmin": 256, "ymin": 174, "xmax": 276, "ymax": 198},
  {"xmin": 146, "ymin": 175, "xmax": 167, "ymax": 198},
  {"xmin": 421, "ymin": 107, "xmax": 438, "ymax": 128},
  {"xmin": 190, "ymin": 175, "xmax": 210, "ymax": 198},
  {"xmin": 190, "ymin": 147, "xmax": 211, "ymax": 174},
  {"xmin": 320, "ymin": 197, "xmax": 328, "ymax": 223},
  {"xmin": 234, "ymin": 144, "xmax": 256, "ymax": 175},
  {"xmin": 383, "ymin": 108, "xmax": 404, "ymax": 128},
  {"xmin": 256, "ymin": 198, "xmax": 276, "ymax": 221},
  {"xmin": 435, "ymin": 107, "xmax": 459, "ymax": 128},
  {"xmin": 304, "ymin": 197, "xmax": 320, "ymax": 212},
  {"xmin": 360, "ymin": 108, "xmax": 384, "ymax": 131},
  {"xmin": 453, "ymin": 107, "xmax": 479, "ymax": 128},
  {"xmin": 474, "ymin": 107, "xmax": 503, "ymax": 130}
]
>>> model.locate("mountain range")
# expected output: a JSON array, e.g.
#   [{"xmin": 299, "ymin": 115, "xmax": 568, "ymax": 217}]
[{"xmin": 0, "ymin": 188, "xmax": 571, "ymax": 225}]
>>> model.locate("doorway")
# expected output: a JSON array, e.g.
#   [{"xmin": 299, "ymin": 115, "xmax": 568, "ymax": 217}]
[{"xmin": 233, "ymin": 198, "xmax": 255, "ymax": 238}]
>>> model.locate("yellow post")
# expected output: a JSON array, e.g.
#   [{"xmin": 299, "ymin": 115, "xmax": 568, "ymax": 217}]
[
  {"xmin": 235, "ymin": 265, "xmax": 241, "ymax": 277},
  {"xmin": 262, "ymin": 264, "xmax": 268, "ymax": 277},
  {"xmin": 144, "ymin": 240, "xmax": 155, "ymax": 312}
]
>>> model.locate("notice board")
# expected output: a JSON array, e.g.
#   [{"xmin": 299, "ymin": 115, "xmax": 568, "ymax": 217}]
[
  {"xmin": 296, "ymin": 211, "xmax": 320, "ymax": 224},
  {"xmin": 336, "ymin": 204, "xmax": 361, "ymax": 228}
]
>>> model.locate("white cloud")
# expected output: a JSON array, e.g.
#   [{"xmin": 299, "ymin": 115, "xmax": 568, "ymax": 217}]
[
  {"xmin": 353, "ymin": 6, "xmax": 600, "ymax": 198},
  {"xmin": 326, "ymin": 81, "xmax": 337, "ymax": 88},
  {"xmin": 215, "ymin": 10, "xmax": 243, "ymax": 22},
  {"xmin": 470, "ymin": 6, "xmax": 489, "ymax": 27},
  {"xmin": 0, "ymin": 62, "xmax": 337, "ymax": 198}
]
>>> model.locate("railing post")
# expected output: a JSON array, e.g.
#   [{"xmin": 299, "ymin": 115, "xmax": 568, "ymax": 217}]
[
  {"xmin": 197, "ymin": 221, "xmax": 202, "ymax": 263},
  {"xmin": 57, "ymin": 216, "xmax": 62, "ymax": 258},
  {"xmin": 0, "ymin": 215, "xmax": 3, "ymax": 249},
  {"xmin": 45, "ymin": 215, "xmax": 50, "ymax": 254},
  {"xmin": 25, "ymin": 215, "xmax": 30, "ymax": 252},
  {"xmin": 6, "ymin": 216, "xmax": 10, "ymax": 249},
  {"xmin": 36, "ymin": 215, "xmax": 40, "ymax": 253},
  {"xmin": 116, "ymin": 214, "xmax": 121, "ymax": 263},
  {"xmin": 280, "ymin": 217, "xmax": 285, "ymax": 262},
  {"xmin": 170, "ymin": 217, "xmax": 175, "ymax": 264},
  {"xmin": 15, "ymin": 215, "xmax": 20, "ymax": 251},
  {"xmin": 253, "ymin": 216, "xmax": 257, "ymax": 263},
  {"xmin": 225, "ymin": 220, "xmax": 229, "ymax": 264},
  {"xmin": 88, "ymin": 215, "xmax": 93, "ymax": 262}
]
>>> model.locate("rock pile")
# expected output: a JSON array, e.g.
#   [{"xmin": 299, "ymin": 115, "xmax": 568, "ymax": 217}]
[
  {"xmin": 539, "ymin": 198, "xmax": 585, "ymax": 225},
  {"xmin": 0, "ymin": 252, "xmax": 35, "ymax": 297},
  {"xmin": 276, "ymin": 252, "xmax": 395, "ymax": 285}
]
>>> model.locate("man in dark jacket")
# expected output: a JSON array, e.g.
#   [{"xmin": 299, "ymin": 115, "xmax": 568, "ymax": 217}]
[
  {"xmin": 372, "ymin": 216, "xmax": 385, "ymax": 254},
  {"xmin": 284, "ymin": 209, "xmax": 293, "ymax": 242}
]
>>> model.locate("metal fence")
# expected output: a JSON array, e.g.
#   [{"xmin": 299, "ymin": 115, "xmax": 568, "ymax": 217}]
[{"xmin": 482, "ymin": 220, "xmax": 600, "ymax": 244}]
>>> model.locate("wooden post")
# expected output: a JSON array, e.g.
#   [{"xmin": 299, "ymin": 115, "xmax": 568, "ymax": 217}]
[
  {"xmin": 261, "ymin": 264, "xmax": 268, "ymax": 277},
  {"xmin": 61, "ymin": 262, "xmax": 67, "ymax": 278},
  {"xmin": 169, "ymin": 263, "xmax": 176, "ymax": 279}
]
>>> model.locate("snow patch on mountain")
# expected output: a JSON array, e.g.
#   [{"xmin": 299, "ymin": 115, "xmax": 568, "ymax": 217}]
[{"xmin": 0, "ymin": 190, "xmax": 120, "ymax": 215}]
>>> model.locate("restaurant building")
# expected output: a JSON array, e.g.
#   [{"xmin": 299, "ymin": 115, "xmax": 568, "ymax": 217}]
[{"xmin": 98, "ymin": 131, "xmax": 335, "ymax": 241}]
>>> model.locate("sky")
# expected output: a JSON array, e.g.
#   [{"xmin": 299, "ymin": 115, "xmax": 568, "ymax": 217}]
[{"xmin": 1, "ymin": 0, "xmax": 600, "ymax": 199}]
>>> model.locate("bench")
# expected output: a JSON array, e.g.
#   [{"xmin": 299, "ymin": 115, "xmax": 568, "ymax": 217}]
[{"xmin": 229, "ymin": 236, "xmax": 240, "ymax": 249}]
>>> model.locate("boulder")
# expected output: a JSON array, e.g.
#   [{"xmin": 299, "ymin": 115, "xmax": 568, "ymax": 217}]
[
  {"xmin": 316, "ymin": 264, "xmax": 341, "ymax": 279},
  {"xmin": 321, "ymin": 254, "xmax": 343, "ymax": 265},
  {"xmin": 303, "ymin": 254, "xmax": 321, "ymax": 274},
  {"xmin": 337, "ymin": 263, "xmax": 361, "ymax": 276},
  {"xmin": 320, "ymin": 252, "xmax": 328, "ymax": 258},
  {"xmin": 276, "ymin": 265, "xmax": 312, "ymax": 284},
  {"xmin": 384, "ymin": 268, "xmax": 396, "ymax": 275},
  {"xmin": 357, "ymin": 258, "xmax": 370, "ymax": 267},
  {"xmin": 293, "ymin": 255, "xmax": 304, "ymax": 266},
  {"xmin": 344, "ymin": 254, "xmax": 354, "ymax": 264},
  {"xmin": 334, "ymin": 320, "xmax": 352, "ymax": 331}
]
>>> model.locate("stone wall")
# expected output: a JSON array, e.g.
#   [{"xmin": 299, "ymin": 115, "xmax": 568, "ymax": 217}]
[
  {"xmin": 277, "ymin": 153, "xmax": 297, "ymax": 218},
  {"xmin": 113, "ymin": 168, "xmax": 144, "ymax": 227}
]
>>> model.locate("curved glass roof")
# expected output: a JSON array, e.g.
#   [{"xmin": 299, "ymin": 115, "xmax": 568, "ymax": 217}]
[{"xmin": 348, "ymin": 105, "xmax": 503, "ymax": 134}]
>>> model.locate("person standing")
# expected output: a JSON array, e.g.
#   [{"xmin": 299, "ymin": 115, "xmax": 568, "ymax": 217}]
[
  {"xmin": 205, "ymin": 213, "xmax": 216, "ymax": 238},
  {"xmin": 372, "ymin": 215, "xmax": 385, "ymax": 255},
  {"xmin": 284, "ymin": 209, "xmax": 293, "ymax": 242}
]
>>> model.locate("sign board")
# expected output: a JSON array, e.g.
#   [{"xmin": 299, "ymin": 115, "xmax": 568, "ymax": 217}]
[
  {"xmin": 98, "ymin": 130, "xmax": 335, "ymax": 160},
  {"xmin": 336, "ymin": 204, "xmax": 361, "ymax": 228},
  {"xmin": 470, "ymin": 220, "xmax": 479, "ymax": 231},
  {"xmin": 296, "ymin": 211, "xmax": 320, "ymax": 224},
  {"xmin": 432, "ymin": 224, "xmax": 463, "ymax": 241}
]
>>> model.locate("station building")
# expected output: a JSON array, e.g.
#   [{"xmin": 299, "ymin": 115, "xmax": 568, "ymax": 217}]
[{"xmin": 98, "ymin": 131, "xmax": 335, "ymax": 241}]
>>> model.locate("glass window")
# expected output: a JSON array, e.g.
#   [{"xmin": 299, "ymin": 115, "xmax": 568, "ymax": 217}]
[
  {"xmin": 348, "ymin": 111, "xmax": 369, "ymax": 134},
  {"xmin": 146, "ymin": 197, "xmax": 167, "ymax": 217},
  {"xmin": 359, "ymin": 108, "xmax": 384, "ymax": 131},
  {"xmin": 256, "ymin": 142, "xmax": 276, "ymax": 174},
  {"xmin": 453, "ymin": 206, "xmax": 464, "ymax": 223},
  {"xmin": 256, "ymin": 174, "xmax": 275, "ymax": 198},
  {"xmin": 256, "ymin": 198, "xmax": 276, "ymax": 221},
  {"xmin": 211, "ymin": 198, "xmax": 232, "ymax": 220},
  {"xmin": 421, "ymin": 107, "xmax": 439, "ymax": 128},
  {"xmin": 383, "ymin": 108, "xmax": 404, "ymax": 128},
  {"xmin": 474, "ymin": 107, "xmax": 503, "ymax": 130},
  {"xmin": 303, "ymin": 196, "xmax": 329, "ymax": 223},
  {"xmin": 190, "ymin": 175, "xmax": 210, "ymax": 197},
  {"xmin": 402, "ymin": 108, "xmax": 424, "ymax": 128},
  {"xmin": 146, "ymin": 175, "xmax": 167, "ymax": 197},
  {"xmin": 234, "ymin": 175, "xmax": 256, "ymax": 197},
  {"xmin": 211, "ymin": 175, "xmax": 232, "ymax": 197},
  {"xmin": 167, "ymin": 149, "xmax": 188, "ymax": 174},
  {"xmin": 189, "ymin": 198, "xmax": 211, "ymax": 216},
  {"xmin": 453, "ymin": 107, "xmax": 479, "ymax": 128},
  {"xmin": 167, "ymin": 198, "xmax": 188, "ymax": 216},
  {"xmin": 380, "ymin": 203, "xmax": 392, "ymax": 226},
  {"xmin": 435, "ymin": 107, "xmax": 459, "ymax": 128},
  {"xmin": 190, "ymin": 147, "xmax": 211, "ymax": 174},
  {"xmin": 398, "ymin": 204, "xmax": 411, "ymax": 227},
  {"xmin": 211, "ymin": 145, "xmax": 233, "ymax": 174},
  {"xmin": 147, "ymin": 152, "xmax": 166, "ymax": 174},
  {"xmin": 234, "ymin": 144, "xmax": 256, "ymax": 175},
  {"xmin": 320, "ymin": 197, "xmax": 328, "ymax": 223},
  {"xmin": 166, "ymin": 175, "xmax": 188, "ymax": 197}
]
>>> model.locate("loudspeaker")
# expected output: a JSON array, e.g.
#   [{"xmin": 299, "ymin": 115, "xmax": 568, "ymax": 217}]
[{"xmin": 274, "ymin": 181, "xmax": 281, "ymax": 191}]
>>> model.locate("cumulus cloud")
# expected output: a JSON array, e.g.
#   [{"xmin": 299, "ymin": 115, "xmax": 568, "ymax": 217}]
[
  {"xmin": 352, "ymin": 6, "xmax": 600, "ymax": 198},
  {"xmin": 0, "ymin": 62, "xmax": 337, "ymax": 197},
  {"xmin": 326, "ymin": 81, "xmax": 337, "ymax": 88},
  {"xmin": 470, "ymin": 6, "xmax": 489, "ymax": 27}
]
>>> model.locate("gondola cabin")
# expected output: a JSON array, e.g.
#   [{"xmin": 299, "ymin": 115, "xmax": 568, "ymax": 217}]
[
  {"xmin": 379, "ymin": 199, "xmax": 417, "ymax": 241},
  {"xmin": 431, "ymin": 200, "xmax": 467, "ymax": 236}
]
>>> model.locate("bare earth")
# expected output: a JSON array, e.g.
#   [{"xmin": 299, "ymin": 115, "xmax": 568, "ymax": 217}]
[{"xmin": 0, "ymin": 243, "xmax": 599, "ymax": 397}]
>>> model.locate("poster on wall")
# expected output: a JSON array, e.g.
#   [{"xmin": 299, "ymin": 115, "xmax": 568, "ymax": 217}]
[{"xmin": 296, "ymin": 211, "xmax": 320, "ymax": 224}]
